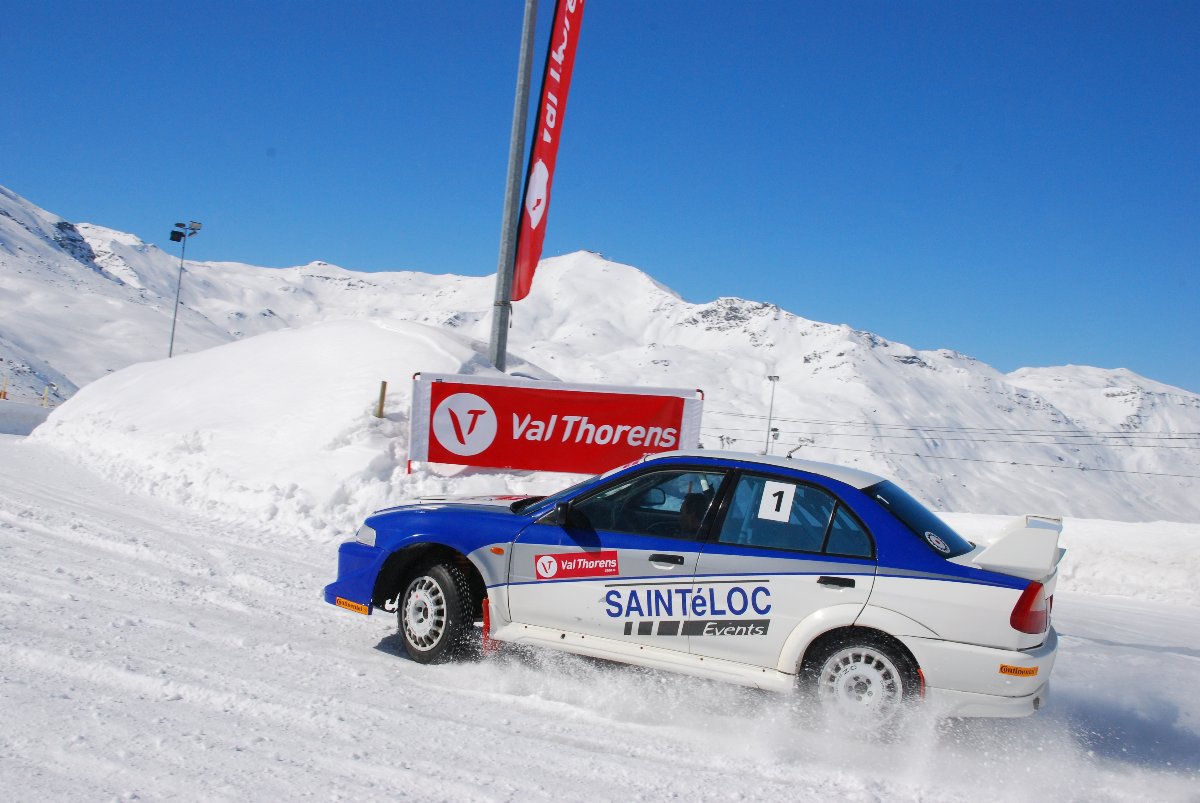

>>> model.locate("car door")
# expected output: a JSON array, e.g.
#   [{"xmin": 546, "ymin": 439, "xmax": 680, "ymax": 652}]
[
  {"xmin": 687, "ymin": 471, "xmax": 877, "ymax": 668},
  {"xmin": 508, "ymin": 466, "xmax": 729, "ymax": 652}
]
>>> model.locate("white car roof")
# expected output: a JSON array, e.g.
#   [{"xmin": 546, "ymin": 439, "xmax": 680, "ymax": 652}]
[{"xmin": 646, "ymin": 450, "xmax": 886, "ymax": 490}]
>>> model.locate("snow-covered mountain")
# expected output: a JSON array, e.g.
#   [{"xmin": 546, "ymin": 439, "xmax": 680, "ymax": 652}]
[{"xmin": 3, "ymin": 184, "xmax": 1198, "ymax": 522}]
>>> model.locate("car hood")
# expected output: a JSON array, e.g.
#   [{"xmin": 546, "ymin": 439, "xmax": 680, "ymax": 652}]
[
  {"xmin": 372, "ymin": 494, "xmax": 535, "ymax": 518},
  {"xmin": 415, "ymin": 493, "xmax": 530, "ymax": 507}
]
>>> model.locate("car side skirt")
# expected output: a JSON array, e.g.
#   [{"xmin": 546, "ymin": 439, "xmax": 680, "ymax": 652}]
[{"xmin": 490, "ymin": 621, "xmax": 799, "ymax": 693}]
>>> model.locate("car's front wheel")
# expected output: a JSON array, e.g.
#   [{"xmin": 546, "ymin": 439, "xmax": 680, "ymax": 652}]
[
  {"xmin": 398, "ymin": 562, "xmax": 475, "ymax": 664},
  {"xmin": 803, "ymin": 633, "xmax": 920, "ymax": 727}
]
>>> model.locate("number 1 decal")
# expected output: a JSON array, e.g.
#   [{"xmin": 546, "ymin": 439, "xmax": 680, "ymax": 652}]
[{"xmin": 757, "ymin": 481, "xmax": 795, "ymax": 523}]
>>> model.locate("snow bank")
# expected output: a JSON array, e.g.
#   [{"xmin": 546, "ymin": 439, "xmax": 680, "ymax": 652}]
[
  {"xmin": 944, "ymin": 513, "xmax": 1200, "ymax": 606},
  {"xmin": 31, "ymin": 319, "xmax": 573, "ymax": 539}
]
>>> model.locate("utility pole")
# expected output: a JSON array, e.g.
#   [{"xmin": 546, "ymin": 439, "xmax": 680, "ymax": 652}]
[
  {"xmin": 488, "ymin": 0, "xmax": 539, "ymax": 372},
  {"xmin": 764, "ymin": 375, "xmax": 780, "ymax": 454},
  {"xmin": 168, "ymin": 221, "xmax": 202, "ymax": 358}
]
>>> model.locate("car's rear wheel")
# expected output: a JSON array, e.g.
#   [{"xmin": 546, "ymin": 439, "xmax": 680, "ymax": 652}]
[
  {"xmin": 398, "ymin": 562, "xmax": 475, "ymax": 664},
  {"xmin": 803, "ymin": 633, "xmax": 920, "ymax": 728}
]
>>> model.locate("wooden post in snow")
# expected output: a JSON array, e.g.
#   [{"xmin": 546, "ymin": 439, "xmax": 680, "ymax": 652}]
[{"xmin": 375, "ymin": 381, "xmax": 388, "ymax": 419}]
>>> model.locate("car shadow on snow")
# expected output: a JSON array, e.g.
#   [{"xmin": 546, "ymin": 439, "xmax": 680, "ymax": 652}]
[
  {"xmin": 1051, "ymin": 690, "xmax": 1200, "ymax": 774},
  {"xmin": 1057, "ymin": 631, "xmax": 1200, "ymax": 661},
  {"xmin": 373, "ymin": 631, "xmax": 409, "ymax": 658},
  {"xmin": 372, "ymin": 628, "xmax": 776, "ymax": 717}
]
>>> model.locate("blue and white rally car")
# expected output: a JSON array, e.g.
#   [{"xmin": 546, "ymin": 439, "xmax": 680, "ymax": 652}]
[{"xmin": 325, "ymin": 451, "xmax": 1063, "ymax": 721}]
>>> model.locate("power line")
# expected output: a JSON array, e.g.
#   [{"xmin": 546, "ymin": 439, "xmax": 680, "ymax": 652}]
[
  {"xmin": 698, "ymin": 424, "xmax": 1200, "ymax": 449},
  {"xmin": 703, "ymin": 407, "xmax": 1200, "ymax": 438},
  {"xmin": 807, "ymin": 445, "xmax": 1200, "ymax": 480},
  {"xmin": 697, "ymin": 434, "xmax": 1200, "ymax": 480}
]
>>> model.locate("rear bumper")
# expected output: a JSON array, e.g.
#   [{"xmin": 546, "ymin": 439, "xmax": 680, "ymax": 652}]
[
  {"xmin": 925, "ymin": 681, "xmax": 1051, "ymax": 718},
  {"xmin": 322, "ymin": 540, "xmax": 387, "ymax": 614},
  {"xmin": 900, "ymin": 627, "xmax": 1058, "ymax": 717}
]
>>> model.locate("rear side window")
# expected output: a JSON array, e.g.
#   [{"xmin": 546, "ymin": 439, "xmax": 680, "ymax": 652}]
[
  {"xmin": 825, "ymin": 505, "xmax": 873, "ymax": 559},
  {"xmin": 866, "ymin": 480, "xmax": 974, "ymax": 558}
]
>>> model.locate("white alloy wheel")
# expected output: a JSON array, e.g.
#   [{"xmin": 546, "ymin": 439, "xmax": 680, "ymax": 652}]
[
  {"xmin": 402, "ymin": 575, "xmax": 447, "ymax": 652},
  {"xmin": 816, "ymin": 645, "xmax": 906, "ymax": 721}
]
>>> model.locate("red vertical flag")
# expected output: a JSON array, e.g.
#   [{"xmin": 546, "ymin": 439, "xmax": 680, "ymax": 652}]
[{"xmin": 512, "ymin": 0, "xmax": 586, "ymax": 301}]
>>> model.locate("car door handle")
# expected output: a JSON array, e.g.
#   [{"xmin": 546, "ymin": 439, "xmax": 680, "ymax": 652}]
[
  {"xmin": 649, "ymin": 553, "xmax": 685, "ymax": 565},
  {"xmin": 817, "ymin": 576, "xmax": 855, "ymax": 588}
]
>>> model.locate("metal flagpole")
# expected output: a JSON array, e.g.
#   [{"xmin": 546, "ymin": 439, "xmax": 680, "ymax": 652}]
[{"xmin": 488, "ymin": 0, "xmax": 539, "ymax": 372}]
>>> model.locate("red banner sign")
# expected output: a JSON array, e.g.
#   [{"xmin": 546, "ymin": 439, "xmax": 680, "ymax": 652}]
[
  {"xmin": 512, "ymin": 0, "xmax": 586, "ymax": 301},
  {"xmin": 409, "ymin": 374, "xmax": 703, "ymax": 474}
]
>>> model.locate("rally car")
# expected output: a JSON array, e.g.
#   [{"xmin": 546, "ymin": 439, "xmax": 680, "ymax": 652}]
[{"xmin": 324, "ymin": 451, "xmax": 1063, "ymax": 722}]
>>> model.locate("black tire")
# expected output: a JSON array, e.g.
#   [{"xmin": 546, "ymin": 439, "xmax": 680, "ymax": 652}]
[
  {"xmin": 397, "ymin": 561, "xmax": 475, "ymax": 664},
  {"xmin": 800, "ymin": 631, "xmax": 921, "ymax": 728}
]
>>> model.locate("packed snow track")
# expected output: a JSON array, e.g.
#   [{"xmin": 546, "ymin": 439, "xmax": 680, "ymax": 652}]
[{"xmin": 0, "ymin": 436, "xmax": 1196, "ymax": 801}]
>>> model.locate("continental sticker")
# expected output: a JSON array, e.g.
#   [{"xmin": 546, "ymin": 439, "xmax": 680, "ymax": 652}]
[
  {"xmin": 999, "ymin": 664, "xmax": 1039, "ymax": 677},
  {"xmin": 335, "ymin": 597, "xmax": 371, "ymax": 615}
]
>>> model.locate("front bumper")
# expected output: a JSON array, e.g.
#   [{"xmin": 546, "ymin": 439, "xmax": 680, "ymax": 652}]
[{"xmin": 322, "ymin": 540, "xmax": 387, "ymax": 614}]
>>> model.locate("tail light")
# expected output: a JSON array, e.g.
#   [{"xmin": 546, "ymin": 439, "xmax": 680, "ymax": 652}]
[{"xmin": 1010, "ymin": 581, "xmax": 1048, "ymax": 634}]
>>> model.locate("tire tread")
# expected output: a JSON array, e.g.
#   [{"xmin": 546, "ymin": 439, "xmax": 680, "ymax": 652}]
[{"xmin": 399, "ymin": 560, "xmax": 476, "ymax": 664}]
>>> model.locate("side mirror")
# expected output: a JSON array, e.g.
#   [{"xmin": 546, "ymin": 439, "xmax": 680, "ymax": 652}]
[
  {"xmin": 640, "ymin": 488, "xmax": 667, "ymax": 507},
  {"xmin": 537, "ymin": 501, "xmax": 575, "ymax": 527}
]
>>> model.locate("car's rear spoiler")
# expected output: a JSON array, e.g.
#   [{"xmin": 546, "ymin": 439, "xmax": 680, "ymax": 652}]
[{"xmin": 970, "ymin": 515, "xmax": 1066, "ymax": 582}]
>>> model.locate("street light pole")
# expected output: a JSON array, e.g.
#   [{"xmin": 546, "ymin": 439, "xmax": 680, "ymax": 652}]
[
  {"xmin": 764, "ymin": 375, "xmax": 780, "ymax": 454},
  {"xmin": 168, "ymin": 221, "xmax": 202, "ymax": 358}
]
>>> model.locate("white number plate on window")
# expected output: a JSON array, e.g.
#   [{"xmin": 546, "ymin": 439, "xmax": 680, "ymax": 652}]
[{"xmin": 757, "ymin": 481, "xmax": 795, "ymax": 522}]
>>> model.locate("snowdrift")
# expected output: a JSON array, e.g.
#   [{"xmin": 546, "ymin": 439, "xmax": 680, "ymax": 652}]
[{"xmin": 31, "ymin": 319, "xmax": 572, "ymax": 538}]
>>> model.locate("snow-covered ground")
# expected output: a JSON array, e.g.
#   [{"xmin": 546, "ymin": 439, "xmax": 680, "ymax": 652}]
[{"xmin": 0, "ymin": 434, "xmax": 1197, "ymax": 801}]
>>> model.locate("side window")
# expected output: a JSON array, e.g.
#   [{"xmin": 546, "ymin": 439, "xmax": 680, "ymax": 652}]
[
  {"xmin": 717, "ymin": 475, "xmax": 836, "ymax": 552},
  {"xmin": 824, "ymin": 504, "xmax": 873, "ymax": 559},
  {"xmin": 573, "ymin": 469, "xmax": 726, "ymax": 538},
  {"xmin": 715, "ymin": 472, "xmax": 878, "ymax": 554}
]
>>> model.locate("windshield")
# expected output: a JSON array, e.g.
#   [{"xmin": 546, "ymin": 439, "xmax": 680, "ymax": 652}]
[
  {"xmin": 865, "ymin": 480, "xmax": 974, "ymax": 558},
  {"xmin": 509, "ymin": 473, "xmax": 598, "ymax": 514},
  {"xmin": 509, "ymin": 457, "xmax": 648, "ymax": 515}
]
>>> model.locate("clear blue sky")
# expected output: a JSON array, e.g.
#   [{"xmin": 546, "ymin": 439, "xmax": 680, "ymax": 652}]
[{"xmin": 4, "ymin": 1, "xmax": 1197, "ymax": 391}]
